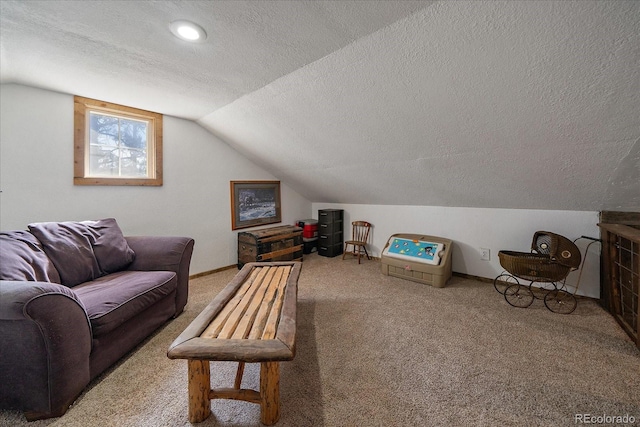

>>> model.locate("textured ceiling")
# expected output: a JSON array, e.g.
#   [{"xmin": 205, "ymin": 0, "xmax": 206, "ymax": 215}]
[
  {"xmin": 0, "ymin": 0, "xmax": 430, "ymax": 118},
  {"xmin": 1, "ymin": 1, "xmax": 638, "ymax": 211}
]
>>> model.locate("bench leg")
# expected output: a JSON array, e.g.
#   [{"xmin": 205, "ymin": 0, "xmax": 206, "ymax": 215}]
[
  {"xmin": 234, "ymin": 361, "xmax": 245, "ymax": 389},
  {"xmin": 188, "ymin": 360, "xmax": 211, "ymax": 423},
  {"xmin": 260, "ymin": 362, "xmax": 280, "ymax": 425}
]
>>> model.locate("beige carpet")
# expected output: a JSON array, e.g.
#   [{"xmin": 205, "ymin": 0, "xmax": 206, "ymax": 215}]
[{"xmin": 2, "ymin": 253, "xmax": 639, "ymax": 427}]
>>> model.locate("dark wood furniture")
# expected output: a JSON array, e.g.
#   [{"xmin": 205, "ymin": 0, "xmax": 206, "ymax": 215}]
[
  {"xmin": 598, "ymin": 219, "xmax": 639, "ymax": 349},
  {"xmin": 318, "ymin": 209, "xmax": 344, "ymax": 257},
  {"xmin": 342, "ymin": 221, "xmax": 372, "ymax": 263},
  {"xmin": 237, "ymin": 225, "xmax": 303, "ymax": 269},
  {"xmin": 167, "ymin": 262, "xmax": 302, "ymax": 425}
]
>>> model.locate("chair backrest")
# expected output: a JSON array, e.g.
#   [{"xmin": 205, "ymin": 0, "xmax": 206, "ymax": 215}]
[
  {"xmin": 531, "ymin": 231, "xmax": 582, "ymax": 269},
  {"xmin": 351, "ymin": 221, "xmax": 372, "ymax": 243}
]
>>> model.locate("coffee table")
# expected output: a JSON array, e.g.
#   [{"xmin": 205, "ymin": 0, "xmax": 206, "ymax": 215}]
[{"xmin": 167, "ymin": 261, "xmax": 301, "ymax": 425}]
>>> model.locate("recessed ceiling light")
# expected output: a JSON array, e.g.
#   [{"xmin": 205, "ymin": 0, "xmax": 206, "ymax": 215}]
[{"xmin": 170, "ymin": 20, "xmax": 207, "ymax": 42}]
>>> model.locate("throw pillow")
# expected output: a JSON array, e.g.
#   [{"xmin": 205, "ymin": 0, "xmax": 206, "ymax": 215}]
[
  {"xmin": 82, "ymin": 218, "xmax": 135, "ymax": 274},
  {"xmin": 0, "ymin": 231, "xmax": 62, "ymax": 283},
  {"xmin": 28, "ymin": 221, "xmax": 101, "ymax": 287}
]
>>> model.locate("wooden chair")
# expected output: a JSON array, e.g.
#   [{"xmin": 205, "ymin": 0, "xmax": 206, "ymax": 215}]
[{"xmin": 342, "ymin": 221, "xmax": 372, "ymax": 264}]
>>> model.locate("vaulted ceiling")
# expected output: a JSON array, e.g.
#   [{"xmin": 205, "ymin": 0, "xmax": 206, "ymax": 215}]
[{"xmin": 1, "ymin": 1, "xmax": 638, "ymax": 211}]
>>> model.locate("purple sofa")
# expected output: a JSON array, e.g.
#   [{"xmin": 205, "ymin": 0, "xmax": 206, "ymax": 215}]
[{"xmin": 0, "ymin": 219, "xmax": 194, "ymax": 421}]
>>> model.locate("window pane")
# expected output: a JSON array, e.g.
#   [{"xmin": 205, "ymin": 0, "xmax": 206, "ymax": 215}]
[
  {"xmin": 120, "ymin": 118, "xmax": 148, "ymax": 177},
  {"xmin": 88, "ymin": 112, "xmax": 149, "ymax": 178}
]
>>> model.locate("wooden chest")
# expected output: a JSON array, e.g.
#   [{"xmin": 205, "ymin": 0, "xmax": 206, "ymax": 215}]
[{"xmin": 237, "ymin": 225, "xmax": 303, "ymax": 269}]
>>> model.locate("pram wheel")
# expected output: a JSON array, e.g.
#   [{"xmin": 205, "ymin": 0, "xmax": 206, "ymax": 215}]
[
  {"xmin": 530, "ymin": 282, "xmax": 558, "ymax": 300},
  {"xmin": 494, "ymin": 273, "xmax": 519, "ymax": 295},
  {"xmin": 544, "ymin": 289, "xmax": 577, "ymax": 314},
  {"xmin": 504, "ymin": 284, "xmax": 534, "ymax": 308}
]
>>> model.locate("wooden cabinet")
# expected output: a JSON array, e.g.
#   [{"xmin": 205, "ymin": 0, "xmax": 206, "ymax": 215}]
[
  {"xmin": 318, "ymin": 209, "xmax": 343, "ymax": 257},
  {"xmin": 237, "ymin": 225, "xmax": 303, "ymax": 269},
  {"xmin": 598, "ymin": 220, "xmax": 640, "ymax": 349}
]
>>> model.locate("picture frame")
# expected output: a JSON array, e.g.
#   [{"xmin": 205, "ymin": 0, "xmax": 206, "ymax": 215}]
[{"xmin": 230, "ymin": 180, "xmax": 282, "ymax": 230}]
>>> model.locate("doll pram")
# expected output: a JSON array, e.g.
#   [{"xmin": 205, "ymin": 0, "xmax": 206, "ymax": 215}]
[{"xmin": 493, "ymin": 231, "xmax": 582, "ymax": 314}]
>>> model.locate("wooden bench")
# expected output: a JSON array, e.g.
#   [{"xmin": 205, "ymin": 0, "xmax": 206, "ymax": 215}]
[{"xmin": 167, "ymin": 261, "xmax": 302, "ymax": 425}]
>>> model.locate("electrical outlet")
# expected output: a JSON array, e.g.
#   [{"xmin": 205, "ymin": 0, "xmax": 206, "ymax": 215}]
[{"xmin": 480, "ymin": 248, "xmax": 490, "ymax": 261}]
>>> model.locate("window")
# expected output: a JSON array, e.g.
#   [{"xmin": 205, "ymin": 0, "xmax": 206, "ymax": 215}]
[{"xmin": 74, "ymin": 96, "xmax": 163, "ymax": 186}]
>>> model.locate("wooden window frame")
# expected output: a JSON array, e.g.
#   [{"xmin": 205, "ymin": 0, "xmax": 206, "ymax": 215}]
[{"xmin": 74, "ymin": 96, "xmax": 163, "ymax": 186}]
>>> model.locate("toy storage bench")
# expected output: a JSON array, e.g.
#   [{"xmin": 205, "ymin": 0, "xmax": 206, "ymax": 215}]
[{"xmin": 381, "ymin": 233, "xmax": 453, "ymax": 288}]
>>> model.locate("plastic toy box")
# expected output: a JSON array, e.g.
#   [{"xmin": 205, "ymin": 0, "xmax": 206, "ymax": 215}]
[{"xmin": 381, "ymin": 233, "xmax": 453, "ymax": 288}]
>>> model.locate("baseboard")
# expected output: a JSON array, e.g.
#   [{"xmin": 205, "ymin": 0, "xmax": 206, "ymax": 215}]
[
  {"xmin": 189, "ymin": 264, "xmax": 236, "ymax": 279},
  {"xmin": 452, "ymin": 271, "xmax": 494, "ymax": 283},
  {"xmin": 341, "ymin": 253, "xmax": 381, "ymax": 261}
]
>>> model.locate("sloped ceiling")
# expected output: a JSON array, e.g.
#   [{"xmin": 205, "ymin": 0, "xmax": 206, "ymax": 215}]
[{"xmin": 1, "ymin": 1, "xmax": 638, "ymax": 211}]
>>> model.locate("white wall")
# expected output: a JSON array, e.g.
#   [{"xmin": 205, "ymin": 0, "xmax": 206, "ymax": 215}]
[
  {"xmin": 312, "ymin": 203, "xmax": 601, "ymax": 298},
  {"xmin": 0, "ymin": 84, "xmax": 312, "ymax": 274}
]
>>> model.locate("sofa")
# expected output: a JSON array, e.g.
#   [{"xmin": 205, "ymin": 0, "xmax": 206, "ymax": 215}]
[{"xmin": 0, "ymin": 218, "xmax": 195, "ymax": 421}]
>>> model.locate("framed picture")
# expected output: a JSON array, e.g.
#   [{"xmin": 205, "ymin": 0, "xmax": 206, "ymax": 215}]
[{"xmin": 230, "ymin": 180, "xmax": 282, "ymax": 230}]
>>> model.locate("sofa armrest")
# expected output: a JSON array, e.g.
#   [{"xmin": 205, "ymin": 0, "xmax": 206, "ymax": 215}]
[
  {"xmin": 124, "ymin": 236, "xmax": 195, "ymax": 316},
  {"xmin": 0, "ymin": 280, "xmax": 92, "ymax": 419}
]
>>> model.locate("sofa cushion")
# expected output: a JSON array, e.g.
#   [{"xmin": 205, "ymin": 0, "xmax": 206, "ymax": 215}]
[
  {"xmin": 72, "ymin": 270, "xmax": 177, "ymax": 336},
  {"xmin": 28, "ymin": 221, "xmax": 102, "ymax": 287},
  {"xmin": 0, "ymin": 231, "xmax": 61, "ymax": 283},
  {"xmin": 82, "ymin": 218, "xmax": 135, "ymax": 274},
  {"xmin": 27, "ymin": 219, "xmax": 135, "ymax": 287}
]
